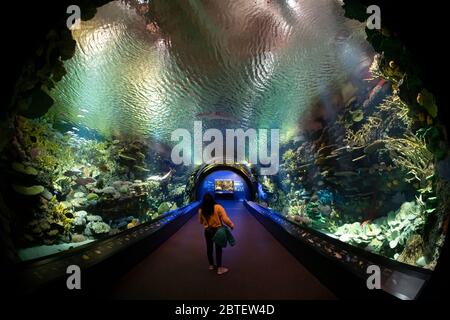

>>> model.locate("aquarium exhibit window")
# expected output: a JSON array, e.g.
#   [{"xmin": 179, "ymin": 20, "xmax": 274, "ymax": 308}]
[{"xmin": 215, "ymin": 180, "xmax": 235, "ymax": 194}]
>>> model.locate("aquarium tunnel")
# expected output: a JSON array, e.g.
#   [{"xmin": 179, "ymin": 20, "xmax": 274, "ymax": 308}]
[{"xmin": 2, "ymin": 0, "xmax": 450, "ymax": 299}]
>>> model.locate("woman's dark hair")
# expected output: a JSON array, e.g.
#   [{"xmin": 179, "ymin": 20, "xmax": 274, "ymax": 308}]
[{"xmin": 201, "ymin": 193, "xmax": 216, "ymax": 218}]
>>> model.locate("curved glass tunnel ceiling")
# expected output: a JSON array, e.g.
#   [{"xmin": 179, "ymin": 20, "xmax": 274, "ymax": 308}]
[{"xmin": 49, "ymin": 0, "xmax": 373, "ymax": 143}]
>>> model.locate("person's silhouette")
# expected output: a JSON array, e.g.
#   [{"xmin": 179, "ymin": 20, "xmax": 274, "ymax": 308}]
[{"xmin": 198, "ymin": 193, "xmax": 235, "ymax": 275}]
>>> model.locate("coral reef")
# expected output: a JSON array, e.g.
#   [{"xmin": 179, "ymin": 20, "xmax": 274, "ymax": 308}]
[
  {"xmin": 334, "ymin": 201, "xmax": 425, "ymax": 263},
  {"xmin": 21, "ymin": 196, "xmax": 74, "ymax": 245},
  {"xmin": 0, "ymin": 116, "xmax": 188, "ymax": 259},
  {"xmin": 384, "ymin": 134, "xmax": 434, "ymax": 187}
]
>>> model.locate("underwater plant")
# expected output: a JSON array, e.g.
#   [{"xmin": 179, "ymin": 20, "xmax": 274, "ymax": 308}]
[
  {"xmin": 377, "ymin": 95, "xmax": 413, "ymax": 131},
  {"xmin": 345, "ymin": 115, "xmax": 382, "ymax": 147},
  {"xmin": 384, "ymin": 134, "xmax": 434, "ymax": 187}
]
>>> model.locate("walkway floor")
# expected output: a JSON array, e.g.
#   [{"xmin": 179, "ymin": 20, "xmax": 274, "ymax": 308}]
[{"xmin": 111, "ymin": 200, "xmax": 336, "ymax": 299}]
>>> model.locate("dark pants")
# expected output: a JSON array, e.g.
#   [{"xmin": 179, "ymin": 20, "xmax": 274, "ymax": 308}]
[{"xmin": 204, "ymin": 227, "xmax": 222, "ymax": 267}]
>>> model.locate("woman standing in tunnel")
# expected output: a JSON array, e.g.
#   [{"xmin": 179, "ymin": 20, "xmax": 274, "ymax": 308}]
[{"xmin": 198, "ymin": 193, "xmax": 235, "ymax": 275}]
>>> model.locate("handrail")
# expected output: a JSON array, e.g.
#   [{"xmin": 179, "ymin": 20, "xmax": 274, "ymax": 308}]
[
  {"xmin": 245, "ymin": 200, "xmax": 431, "ymax": 300},
  {"xmin": 246, "ymin": 201, "xmax": 431, "ymax": 276},
  {"xmin": 12, "ymin": 201, "xmax": 201, "ymax": 295}
]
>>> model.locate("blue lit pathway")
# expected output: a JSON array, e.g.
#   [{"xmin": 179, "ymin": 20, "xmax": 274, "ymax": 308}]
[{"xmin": 111, "ymin": 200, "xmax": 335, "ymax": 299}]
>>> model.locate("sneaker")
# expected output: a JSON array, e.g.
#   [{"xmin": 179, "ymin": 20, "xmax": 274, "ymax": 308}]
[
  {"xmin": 217, "ymin": 267, "xmax": 229, "ymax": 275},
  {"xmin": 209, "ymin": 265, "xmax": 216, "ymax": 270}
]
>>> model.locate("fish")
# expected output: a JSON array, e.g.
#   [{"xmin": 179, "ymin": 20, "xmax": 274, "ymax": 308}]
[
  {"xmin": 352, "ymin": 155, "xmax": 367, "ymax": 162},
  {"xmin": 196, "ymin": 111, "xmax": 239, "ymax": 123},
  {"xmin": 75, "ymin": 177, "xmax": 96, "ymax": 185},
  {"xmin": 64, "ymin": 169, "xmax": 82, "ymax": 177},
  {"xmin": 363, "ymin": 79, "xmax": 391, "ymax": 109},
  {"xmin": 147, "ymin": 170, "xmax": 173, "ymax": 181},
  {"xmin": 368, "ymin": 79, "xmax": 387, "ymax": 100}
]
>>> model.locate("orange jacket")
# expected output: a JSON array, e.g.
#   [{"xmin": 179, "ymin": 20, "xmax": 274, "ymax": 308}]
[{"xmin": 198, "ymin": 204, "xmax": 234, "ymax": 229}]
